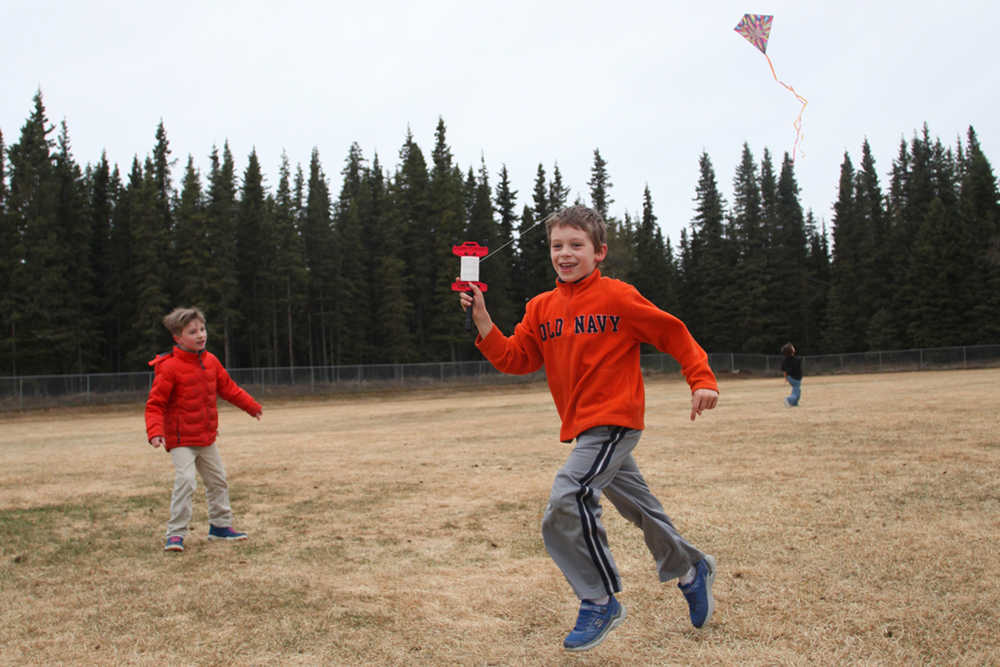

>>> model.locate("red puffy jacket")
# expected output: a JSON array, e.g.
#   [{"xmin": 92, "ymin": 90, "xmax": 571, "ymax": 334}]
[{"xmin": 145, "ymin": 346, "xmax": 261, "ymax": 451}]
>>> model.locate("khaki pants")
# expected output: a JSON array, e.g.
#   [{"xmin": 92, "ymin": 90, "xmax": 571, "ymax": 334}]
[{"xmin": 166, "ymin": 443, "xmax": 234, "ymax": 538}]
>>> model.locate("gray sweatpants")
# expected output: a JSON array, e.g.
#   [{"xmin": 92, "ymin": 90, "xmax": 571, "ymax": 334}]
[
  {"xmin": 166, "ymin": 443, "xmax": 234, "ymax": 538},
  {"xmin": 541, "ymin": 426, "xmax": 706, "ymax": 601}
]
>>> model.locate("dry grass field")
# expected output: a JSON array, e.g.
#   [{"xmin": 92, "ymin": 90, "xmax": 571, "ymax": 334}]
[{"xmin": 1, "ymin": 369, "xmax": 998, "ymax": 666}]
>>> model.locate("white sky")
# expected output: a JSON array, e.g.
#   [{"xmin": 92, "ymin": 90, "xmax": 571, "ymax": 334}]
[{"xmin": 3, "ymin": 1, "xmax": 998, "ymax": 247}]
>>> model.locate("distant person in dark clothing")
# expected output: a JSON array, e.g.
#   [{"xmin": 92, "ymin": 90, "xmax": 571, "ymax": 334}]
[{"xmin": 781, "ymin": 342, "xmax": 802, "ymax": 407}]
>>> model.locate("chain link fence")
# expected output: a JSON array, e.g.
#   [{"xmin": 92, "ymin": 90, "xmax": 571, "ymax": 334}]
[{"xmin": 2, "ymin": 345, "xmax": 998, "ymax": 411}]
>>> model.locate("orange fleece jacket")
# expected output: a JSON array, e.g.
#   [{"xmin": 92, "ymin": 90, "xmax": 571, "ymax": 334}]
[{"xmin": 476, "ymin": 270, "xmax": 718, "ymax": 442}]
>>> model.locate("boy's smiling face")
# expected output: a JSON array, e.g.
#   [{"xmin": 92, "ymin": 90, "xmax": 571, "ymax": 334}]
[
  {"xmin": 550, "ymin": 223, "xmax": 607, "ymax": 283},
  {"xmin": 174, "ymin": 319, "xmax": 207, "ymax": 352}
]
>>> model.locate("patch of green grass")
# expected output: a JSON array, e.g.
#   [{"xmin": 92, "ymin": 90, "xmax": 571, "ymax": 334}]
[{"xmin": 0, "ymin": 493, "xmax": 165, "ymax": 566}]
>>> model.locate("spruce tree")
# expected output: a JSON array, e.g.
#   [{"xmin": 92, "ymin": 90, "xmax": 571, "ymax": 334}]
[
  {"xmin": 107, "ymin": 164, "xmax": 133, "ymax": 371},
  {"xmin": 272, "ymin": 151, "xmax": 308, "ymax": 366},
  {"xmin": 128, "ymin": 157, "xmax": 172, "ymax": 367},
  {"xmin": 683, "ymin": 152, "xmax": 731, "ymax": 345},
  {"xmin": 204, "ymin": 143, "xmax": 240, "ymax": 366},
  {"xmin": 803, "ymin": 212, "xmax": 830, "ymax": 353},
  {"xmin": 6, "ymin": 91, "xmax": 62, "ymax": 373},
  {"xmin": 151, "ymin": 121, "xmax": 176, "ymax": 302},
  {"xmin": 896, "ymin": 126, "xmax": 958, "ymax": 347},
  {"xmin": 588, "ymin": 149, "xmax": 613, "ymax": 221},
  {"xmin": 88, "ymin": 152, "xmax": 116, "ymax": 371},
  {"xmin": 825, "ymin": 152, "xmax": 862, "ymax": 352},
  {"xmin": 886, "ymin": 137, "xmax": 916, "ymax": 348},
  {"xmin": 756, "ymin": 148, "xmax": 784, "ymax": 350},
  {"xmin": 516, "ymin": 164, "xmax": 553, "ymax": 302},
  {"xmin": 853, "ymin": 140, "xmax": 895, "ymax": 350},
  {"xmin": 491, "ymin": 165, "xmax": 520, "ymax": 332},
  {"xmin": 174, "ymin": 156, "xmax": 210, "ymax": 307},
  {"xmin": 364, "ymin": 153, "xmax": 412, "ymax": 362},
  {"xmin": 959, "ymin": 127, "xmax": 1000, "ymax": 342},
  {"xmin": 53, "ymin": 120, "xmax": 95, "ymax": 372},
  {"xmin": 730, "ymin": 143, "xmax": 767, "ymax": 352},
  {"xmin": 427, "ymin": 118, "xmax": 468, "ymax": 360},
  {"xmin": 630, "ymin": 186, "xmax": 670, "ymax": 309},
  {"xmin": 588, "ymin": 149, "xmax": 628, "ymax": 280},
  {"xmin": 548, "ymin": 163, "xmax": 570, "ymax": 212},
  {"xmin": 676, "ymin": 227, "xmax": 693, "ymax": 326},
  {"xmin": 235, "ymin": 148, "xmax": 271, "ymax": 366},
  {"xmin": 770, "ymin": 153, "xmax": 809, "ymax": 351},
  {"xmin": 332, "ymin": 143, "xmax": 367, "ymax": 363},
  {"xmin": 392, "ymin": 128, "xmax": 432, "ymax": 359},
  {"xmin": 302, "ymin": 148, "xmax": 336, "ymax": 367}
]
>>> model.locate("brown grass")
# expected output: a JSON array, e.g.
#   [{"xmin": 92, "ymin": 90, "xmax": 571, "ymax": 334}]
[{"xmin": 1, "ymin": 369, "xmax": 998, "ymax": 666}]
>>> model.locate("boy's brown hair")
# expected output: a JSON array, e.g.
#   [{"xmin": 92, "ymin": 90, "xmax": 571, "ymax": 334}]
[
  {"xmin": 781, "ymin": 342, "xmax": 796, "ymax": 357},
  {"xmin": 546, "ymin": 205, "xmax": 607, "ymax": 255},
  {"xmin": 162, "ymin": 307, "xmax": 207, "ymax": 336}
]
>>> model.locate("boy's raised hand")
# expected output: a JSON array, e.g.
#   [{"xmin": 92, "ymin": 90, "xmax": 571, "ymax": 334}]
[
  {"xmin": 690, "ymin": 388, "xmax": 719, "ymax": 421},
  {"xmin": 458, "ymin": 280, "xmax": 494, "ymax": 338}
]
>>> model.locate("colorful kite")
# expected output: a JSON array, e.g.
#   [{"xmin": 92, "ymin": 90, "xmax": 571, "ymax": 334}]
[{"xmin": 734, "ymin": 13, "xmax": 808, "ymax": 161}]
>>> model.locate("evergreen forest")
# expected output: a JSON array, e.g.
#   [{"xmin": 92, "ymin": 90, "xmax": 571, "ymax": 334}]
[{"xmin": 2, "ymin": 90, "xmax": 998, "ymax": 376}]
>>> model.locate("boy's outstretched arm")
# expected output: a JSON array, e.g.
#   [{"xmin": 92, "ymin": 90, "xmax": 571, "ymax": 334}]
[
  {"xmin": 690, "ymin": 388, "xmax": 719, "ymax": 421},
  {"xmin": 458, "ymin": 281, "xmax": 495, "ymax": 339}
]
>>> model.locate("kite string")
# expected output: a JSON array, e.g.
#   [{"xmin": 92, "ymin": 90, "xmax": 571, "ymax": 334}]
[
  {"xmin": 764, "ymin": 53, "xmax": 808, "ymax": 161},
  {"xmin": 480, "ymin": 212, "xmax": 555, "ymax": 263}
]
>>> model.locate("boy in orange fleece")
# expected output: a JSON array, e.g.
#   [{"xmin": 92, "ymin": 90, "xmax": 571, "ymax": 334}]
[{"xmin": 459, "ymin": 206, "xmax": 719, "ymax": 651}]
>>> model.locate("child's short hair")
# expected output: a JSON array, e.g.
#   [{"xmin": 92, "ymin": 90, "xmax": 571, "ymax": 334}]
[
  {"xmin": 162, "ymin": 307, "xmax": 206, "ymax": 336},
  {"xmin": 781, "ymin": 342, "xmax": 796, "ymax": 356},
  {"xmin": 546, "ymin": 205, "xmax": 607, "ymax": 253}
]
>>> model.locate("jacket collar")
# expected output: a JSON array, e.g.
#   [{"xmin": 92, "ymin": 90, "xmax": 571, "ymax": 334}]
[
  {"xmin": 555, "ymin": 268, "xmax": 601, "ymax": 294},
  {"xmin": 172, "ymin": 345, "xmax": 205, "ymax": 362}
]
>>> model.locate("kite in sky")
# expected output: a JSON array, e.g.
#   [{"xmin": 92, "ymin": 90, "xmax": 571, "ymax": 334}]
[{"xmin": 734, "ymin": 13, "xmax": 808, "ymax": 161}]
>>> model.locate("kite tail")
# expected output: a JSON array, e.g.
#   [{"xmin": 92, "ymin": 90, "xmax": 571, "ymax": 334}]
[{"xmin": 765, "ymin": 53, "xmax": 808, "ymax": 161}]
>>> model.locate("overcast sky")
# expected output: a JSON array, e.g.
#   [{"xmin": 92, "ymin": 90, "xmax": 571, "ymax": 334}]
[{"xmin": 3, "ymin": 1, "xmax": 998, "ymax": 248}]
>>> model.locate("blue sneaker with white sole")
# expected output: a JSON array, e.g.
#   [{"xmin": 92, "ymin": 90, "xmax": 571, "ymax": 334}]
[
  {"xmin": 208, "ymin": 525, "xmax": 248, "ymax": 541},
  {"xmin": 164, "ymin": 536, "xmax": 184, "ymax": 552},
  {"xmin": 678, "ymin": 555, "xmax": 716, "ymax": 628},
  {"xmin": 563, "ymin": 596, "xmax": 626, "ymax": 651}
]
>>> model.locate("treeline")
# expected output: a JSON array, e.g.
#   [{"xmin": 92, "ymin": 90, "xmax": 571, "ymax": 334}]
[{"xmin": 1, "ymin": 91, "xmax": 998, "ymax": 376}]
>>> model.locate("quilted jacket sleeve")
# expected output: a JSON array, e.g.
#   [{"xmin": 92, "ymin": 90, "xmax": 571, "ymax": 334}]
[
  {"xmin": 145, "ymin": 363, "xmax": 174, "ymax": 442},
  {"xmin": 214, "ymin": 358, "xmax": 262, "ymax": 416}
]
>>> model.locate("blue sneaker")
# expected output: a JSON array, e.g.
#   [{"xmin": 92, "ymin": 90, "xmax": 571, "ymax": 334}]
[
  {"xmin": 208, "ymin": 525, "xmax": 248, "ymax": 541},
  {"xmin": 164, "ymin": 536, "xmax": 184, "ymax": 552},
  {"xmin": 678, "ymin": 555, "xmax": 716, "ymax": 628},
  {"xmin": 563, "ymin": 596, "xmax": 626, "ymax": 652}
]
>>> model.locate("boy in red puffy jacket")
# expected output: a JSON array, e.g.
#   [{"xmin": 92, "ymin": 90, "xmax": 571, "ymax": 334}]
[{"xmin": 145, "ymin": 307, "xmax": 262, "ymax": 552}]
